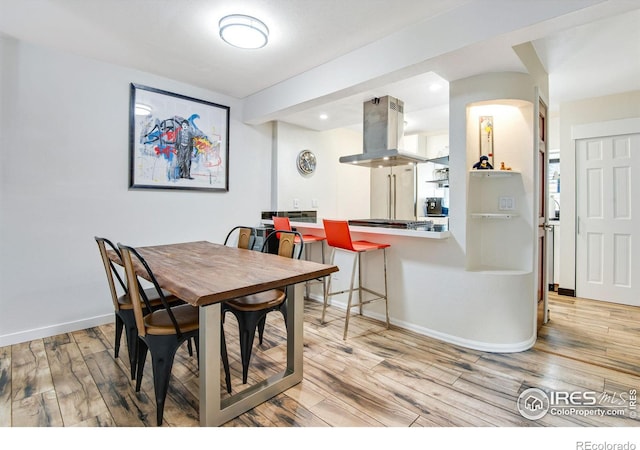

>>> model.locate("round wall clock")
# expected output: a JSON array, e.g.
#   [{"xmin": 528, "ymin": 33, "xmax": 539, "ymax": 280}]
[{"xmin": 297, "ymin": 149, "xmax": 317, "ymax": 175}]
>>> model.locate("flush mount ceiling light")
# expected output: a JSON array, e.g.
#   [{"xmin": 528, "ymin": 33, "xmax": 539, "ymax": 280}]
[{"xmin": 219, "ymin": 14, "xmax": 269, "ymax": 49}]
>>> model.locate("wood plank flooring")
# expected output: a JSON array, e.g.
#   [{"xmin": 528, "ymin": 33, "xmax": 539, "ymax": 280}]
[{"xmin": 1, "ymin": 293, "xmax": 638, "ymax": 427}]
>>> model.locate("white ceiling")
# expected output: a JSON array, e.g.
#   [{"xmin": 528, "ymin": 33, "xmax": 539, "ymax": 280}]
[
  {"xmin": 1, "ymin": 0, "xmax": 639, "ymax": 135},
  {"xmin": 533, "ymin": 8, "xmax": 640, "ymax": 106}
]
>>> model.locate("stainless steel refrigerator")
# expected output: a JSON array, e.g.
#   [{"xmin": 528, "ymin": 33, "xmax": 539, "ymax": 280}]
[{"xmin": 370, "ymin": 164, "xmax": 417, "ymax": 220}]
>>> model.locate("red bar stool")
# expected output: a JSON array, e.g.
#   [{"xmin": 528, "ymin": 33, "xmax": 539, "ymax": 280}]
[
  {"xmin": 321, "ymin": 219, "xmax": 390, "ymax": 339},
  {"xmin": 272, "ymin": 216, "xmax": 326, "ymax": 299}
]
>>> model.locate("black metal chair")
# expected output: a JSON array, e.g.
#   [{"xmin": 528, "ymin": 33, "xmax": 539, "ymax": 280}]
[
  {"xmin": 117, "ymin": 243, "xmax": 232, "ymax": 426},
  {"xmin": 223, "ymin": 225, "xmax": 256, "ymax": 250},
  {"xmin": 223, "ymin": 229, "xmax": 303, "ymax": 384},
  {"xmin": 95, "ymin": 236, "xmax": 190, "ymax": 380}
]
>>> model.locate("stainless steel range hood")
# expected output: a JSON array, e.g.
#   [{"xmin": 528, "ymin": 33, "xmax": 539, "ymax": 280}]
[{"xmin": 339, "ymin": 96, "xmax": 428, "ymax": 168}]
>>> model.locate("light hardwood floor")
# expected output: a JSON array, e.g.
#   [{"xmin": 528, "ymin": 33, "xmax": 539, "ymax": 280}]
[{"xmin": 1, "ymin": 293, "xmax": 638, "ymax": 427}]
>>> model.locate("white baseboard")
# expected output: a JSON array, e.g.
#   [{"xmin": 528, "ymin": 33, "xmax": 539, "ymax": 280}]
[
  {"xmin": 306, "ymin": 294, "xmax": 536, "ymax": 353},
  {"xmin": 0, "ymin": 314, "xmax": 113, "ymax": 347}
]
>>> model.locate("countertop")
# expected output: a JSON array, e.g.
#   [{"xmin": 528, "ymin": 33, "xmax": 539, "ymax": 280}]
[{"xmin": 262, "ymin": 219, "xmax": 450, "ymax": 240}]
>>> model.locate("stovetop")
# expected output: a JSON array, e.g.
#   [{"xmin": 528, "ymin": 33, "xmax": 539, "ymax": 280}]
[{"xmin": 348, "ymin": 218, "xmax": 438, "ymax": 230}]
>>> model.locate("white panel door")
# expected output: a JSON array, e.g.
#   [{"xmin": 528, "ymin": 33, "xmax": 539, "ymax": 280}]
[{"xmin": 576, "ymin": 133, "xmax": 639, "ymax": 305}]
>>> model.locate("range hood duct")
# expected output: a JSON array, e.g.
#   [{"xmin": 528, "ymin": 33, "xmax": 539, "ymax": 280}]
[{"xmin": 339, "ymin": 96, "xmax": 428, "ymax": 168}]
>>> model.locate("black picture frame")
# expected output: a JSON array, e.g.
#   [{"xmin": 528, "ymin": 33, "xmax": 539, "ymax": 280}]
[
  {"xmin": 129, "ymin": 83, "xmax": 230, "ymax": 192},
  {"xmin": 479, "ymin": 115, "xmax": 494, "ymax": 168}
]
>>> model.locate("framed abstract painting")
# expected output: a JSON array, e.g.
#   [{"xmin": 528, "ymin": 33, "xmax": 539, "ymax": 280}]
[{"xmin": 129, "ymin": 83, "xmax": 230, "ymax": 191}]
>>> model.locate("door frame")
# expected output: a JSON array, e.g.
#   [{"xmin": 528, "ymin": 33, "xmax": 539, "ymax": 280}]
[{"xmin": 536, "ymin": 96, "xmax": 550, "ymax": 327}]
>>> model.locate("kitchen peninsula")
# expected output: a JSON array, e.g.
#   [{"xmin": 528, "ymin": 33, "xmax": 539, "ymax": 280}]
[{"xmin": 263, "ymin": 214, "xmax": 534, "ymax": 353}]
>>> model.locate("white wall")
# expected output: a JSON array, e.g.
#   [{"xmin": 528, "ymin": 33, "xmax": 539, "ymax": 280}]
[
  {"xmin": 0, "ymin": 37, "xmax": 273, "ymax": 346},
  {"xmin": 447, "ymin": 72, "xmax": 538, "ymax": 348},
  {"xmin": 274, "ymin": 121, "xmax": 369, "ymax": 219},
  {"xmin": 557, "ymin": 90, "xmax": 640, "ymax": 291}
]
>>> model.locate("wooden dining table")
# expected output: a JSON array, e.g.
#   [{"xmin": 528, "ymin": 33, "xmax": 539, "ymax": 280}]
[{"xmin": 109, "ymin": 240, "xmax": 338, "ymax": 426}]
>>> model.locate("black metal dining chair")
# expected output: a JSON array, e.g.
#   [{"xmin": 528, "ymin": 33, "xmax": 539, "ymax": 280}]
[
  {"xmin": 95, "ymin": 236, "xmax": 192, "ymax": 380},
  {"xmin": 222, "ymin": 228, "xmax": 303, "ymax": 384},
  {"xmin": 223, "ymin": 225, "xmax": 256, "ymax": 250},
  {"xmin": 117, "ymin": 243, "xmax": 232, "ymax": 426}
]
